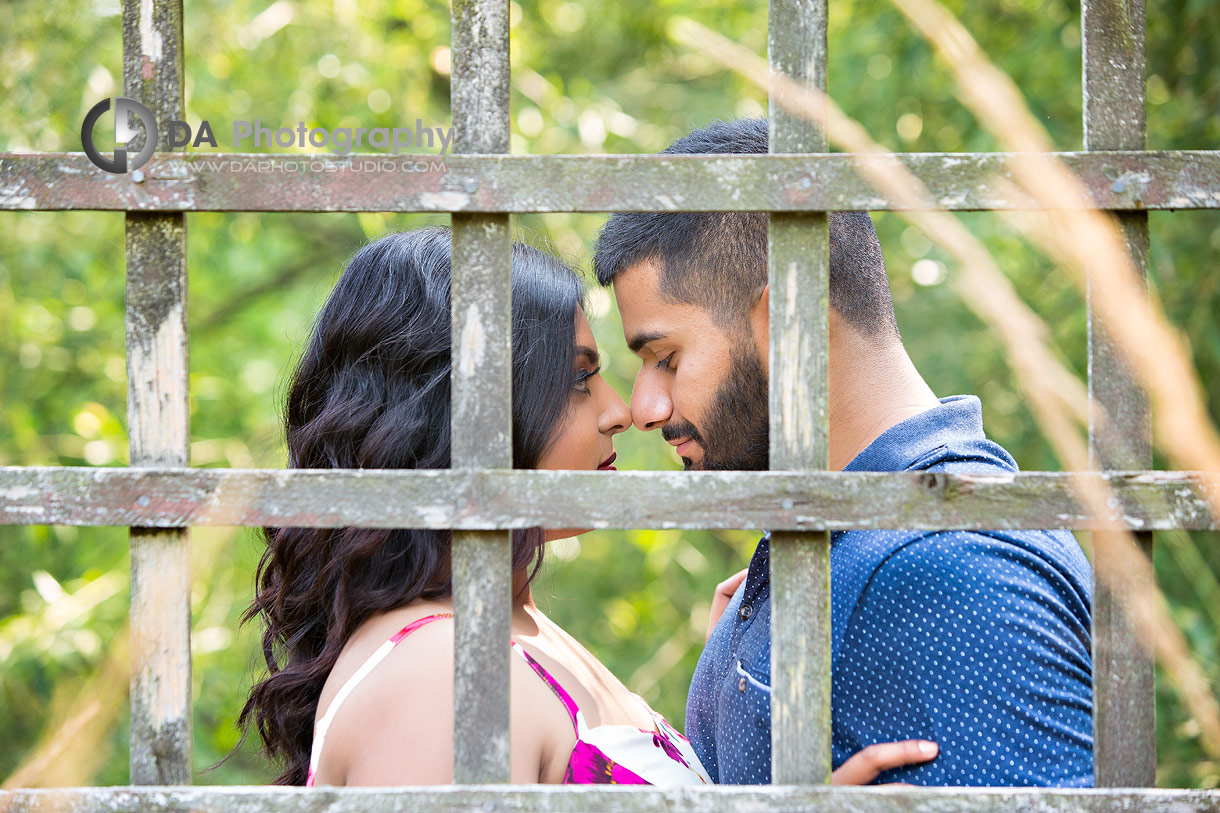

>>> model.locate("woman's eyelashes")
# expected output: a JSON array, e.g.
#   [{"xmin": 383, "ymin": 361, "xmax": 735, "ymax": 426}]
[{"xmin": 573, "ymin": 364, "xmax": 601, "ymax": 394}]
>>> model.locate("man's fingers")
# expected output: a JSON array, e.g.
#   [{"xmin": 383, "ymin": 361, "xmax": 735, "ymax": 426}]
[{"xmin": 830, "ymin": 740, "xmax": 938, "ymax": 785}]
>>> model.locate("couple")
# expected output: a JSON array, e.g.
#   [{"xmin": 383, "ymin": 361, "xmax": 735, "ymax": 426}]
[{"xmin": 240, "ymin": 118, "xmax": 1095, "ymax": 787}]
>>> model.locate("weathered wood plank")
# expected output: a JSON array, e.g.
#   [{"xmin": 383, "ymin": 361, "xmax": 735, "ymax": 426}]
[
  {"xmin": 450, "ymin": 217, "xmax": 513, "ymax": 469},
  {"xmin": 2, "ymin": 151, "xmax": 1217, "ymax": 212},
  {"xmin": 2, "ymin": 467, "xmax": 1216, "ymax": 531},
  {"xmin": 449, "ymin": 0, "xmax": 512, "ymax": 786},
  {"xmin": 768, "ymin": 0, "xmax": 827, "ymax": 154},
  {"xmin": 121, "ymin": 0, "xmax": 191, "ymax": 786},
  {"xmin": 451, "ymin": 0, "xmax": 510, "ymax": 155},
  {"xmin": 126, "ymin": 528, "xmax": 191, "ymax": 784},
  {"xmin": 768, "ymin": 0, "xmax": 832, "ymax": 786},
  {"xmin": 449, "ymin": 528, "xmax": 512, "ymax": 783},
  {"xmin": 2, "ymin": 785, "xmax": 1219, "ymax": 812},
  {"xmin": 1082, "ymin": 0, "xmax": 1156, "ymax": 788},
  {"xmin": 124, "ymin": 214, "xmax": 189, "ymax": 468},
  {"xmin": 768, "ymin": 530, "xmax": 830, "ymax": 784},
  {"xmin": 1082, "ymin": 0, "xmax": 1146, "ymax": 153}
]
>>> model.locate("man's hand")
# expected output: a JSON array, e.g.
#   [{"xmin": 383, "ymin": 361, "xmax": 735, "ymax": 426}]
[
  {"xmin": 831, "ymin": 740, "xmax": 939, "ymax": 785},
  {"xmin": 707, "ymin": 568, "xmax": 749, "ymax": 641}
]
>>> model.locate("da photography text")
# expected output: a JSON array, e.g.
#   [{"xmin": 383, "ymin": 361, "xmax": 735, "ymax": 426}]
[{"xmin": 81, "ymin": 96, "xmax": 455, "ymax": 174}]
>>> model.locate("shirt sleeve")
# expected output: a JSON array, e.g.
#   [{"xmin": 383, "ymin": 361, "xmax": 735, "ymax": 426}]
[{"xmin": 831, "ymin": 532, "xmax": 1094, "ymax": 786}]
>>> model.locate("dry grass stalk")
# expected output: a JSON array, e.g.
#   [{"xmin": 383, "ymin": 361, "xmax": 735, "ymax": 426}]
[
  {"xmin": 2, "ymin": 629, "xmax": 129, "ymax": 788},
  {"xmin": 889, "ymin": 0, "xmax": 1220, "ymax": 503},
  {"xmin": 669, "ymin": 15, "xmax": 1220, "ymax": 759}
]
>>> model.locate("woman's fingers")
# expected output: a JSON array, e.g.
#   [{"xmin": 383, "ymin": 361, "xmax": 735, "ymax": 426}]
[
  {"xmin": 707, "ymin": 568, "xmax": 751, "ymax": 641},
  {"xmin": 830, "ymin": 740, "xmax": 938, "ymax": 785},
  {"xmin": 716, "ymin": 568, "xmax": 749, "ymax": 598}
]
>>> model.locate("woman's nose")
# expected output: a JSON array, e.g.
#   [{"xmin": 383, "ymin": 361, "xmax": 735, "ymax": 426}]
[{"xmin": 599, "ymin": 383, "xmax": 631, "ymax": 436}]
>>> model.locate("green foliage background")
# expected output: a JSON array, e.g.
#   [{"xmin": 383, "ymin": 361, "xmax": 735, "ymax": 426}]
[{"xmin": 1, "ymin": 0, "xmax": 1217, "ymax": 788}]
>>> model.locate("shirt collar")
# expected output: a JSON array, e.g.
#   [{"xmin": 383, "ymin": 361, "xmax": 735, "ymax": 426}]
[{"xmin": 841, "ymin": 395, "xmax": 1017, "ymax": 474}]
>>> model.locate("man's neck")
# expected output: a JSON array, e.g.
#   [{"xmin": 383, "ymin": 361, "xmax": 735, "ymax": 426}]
[{"xmin": 828, "ymin": 339, "xmax": 941, "ymax": 471}]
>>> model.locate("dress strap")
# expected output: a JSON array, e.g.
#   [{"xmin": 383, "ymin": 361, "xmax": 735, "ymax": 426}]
[
  {"xmin": 307, "ymin": 612, "xmax": 453, "ymax": 786},
  {"xmin": 511, "ymin": 641, "xmax": 581, "ymax": 732},
  {"xmin": 389, "ymin": 612, "xmax": 453, "ymax": 643}
]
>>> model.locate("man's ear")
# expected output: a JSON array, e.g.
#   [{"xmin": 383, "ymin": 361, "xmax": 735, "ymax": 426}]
[{"xmin": 749, "ymin": 283, "xmax": 770, "ymax": 373}]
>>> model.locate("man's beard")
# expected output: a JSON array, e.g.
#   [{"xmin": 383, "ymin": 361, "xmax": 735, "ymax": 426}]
[{"xmin": 661, "ymin": 345, "xmax": 769, "ymax": 471}]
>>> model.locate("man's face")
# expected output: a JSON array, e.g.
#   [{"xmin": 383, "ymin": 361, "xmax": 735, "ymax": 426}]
[{"xmin": 612, "ymin": 259, "xmax": 770, "ymax": 471}]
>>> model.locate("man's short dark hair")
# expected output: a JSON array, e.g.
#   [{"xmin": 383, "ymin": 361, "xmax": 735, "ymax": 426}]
[{"xmin": 593, "ymin": 117, "xmax": 899, "ymax": 338}]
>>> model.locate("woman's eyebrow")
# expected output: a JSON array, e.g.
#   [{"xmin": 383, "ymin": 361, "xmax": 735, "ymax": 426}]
[{"xmin": 575, "ymin": 345, "xmax": 599, "ymax": 365}]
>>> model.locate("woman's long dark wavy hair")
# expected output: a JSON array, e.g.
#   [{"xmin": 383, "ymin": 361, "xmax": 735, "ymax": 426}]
[{"xmin": 237, "ymin": 227, "xmax": 584, "ymax": 785}]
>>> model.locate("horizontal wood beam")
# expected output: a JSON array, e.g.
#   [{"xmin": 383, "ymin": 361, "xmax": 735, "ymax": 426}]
[
  {"xmin": 0, "ymin": 467, "xmax": 1214, "ymax": 531},
  {"xmin": 1, "ymin": 150, "xmax": 1216, "ymax": 213},
  {"xmin": 1, "ymin": 785, "xmax": 1219, "ymax": 812}
]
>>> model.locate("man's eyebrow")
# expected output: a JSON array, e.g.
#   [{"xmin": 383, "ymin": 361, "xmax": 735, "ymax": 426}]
[
  {"xmin": 574, "ymin": 345, "xmax": 599, "ymax": 365},
  {"xmin": 627, "ymin": 331, "xmax": 665, "ymax": 354}
]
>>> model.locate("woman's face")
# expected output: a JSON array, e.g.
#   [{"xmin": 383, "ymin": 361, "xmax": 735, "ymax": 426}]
[{"xmin": 537, "ymin": 310, "xmax": 630, "ymax": 472}]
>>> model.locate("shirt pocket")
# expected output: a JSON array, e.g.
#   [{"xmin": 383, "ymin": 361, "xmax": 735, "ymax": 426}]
[{"xmin": 714, "ymin": 657, "xmax": 772, "ymax": 784}]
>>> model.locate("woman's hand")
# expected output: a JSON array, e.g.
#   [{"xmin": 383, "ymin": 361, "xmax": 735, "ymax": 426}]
[
  {"xmin": 830, "ymin": 740, "xmax": 939, "ymax": 785},
  {"xmin": 707, "ymin": 568, "xmax": 749, "ymax": 641}
]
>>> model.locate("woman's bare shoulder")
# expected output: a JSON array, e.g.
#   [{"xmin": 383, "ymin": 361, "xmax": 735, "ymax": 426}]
[
  {"xmin": 313, "ymin": 606, "xmax": 574, "ymax": 786},
  {"xmin": 310, "ymin": 607, "xmax": 455, "ymax": 785},
  {"xmin": 316, "ymin": 605, "xmax": 454, "ymax": 718}
]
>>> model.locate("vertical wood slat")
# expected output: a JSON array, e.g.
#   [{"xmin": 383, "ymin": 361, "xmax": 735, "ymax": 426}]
[
  {"xmin": 121, "ymin": 0, "xmax": 192, "ymax": 785},
  {"xmin": 767, "ymin": 0, "xmax": 832, "ymax": 786},
  {"xmin": 449, "ymin": 0, "xmax": 513, "ymax": 785},
  {"xmin": 1082, "ymin": 0, "xmax": 1156, "ymax": 788}
]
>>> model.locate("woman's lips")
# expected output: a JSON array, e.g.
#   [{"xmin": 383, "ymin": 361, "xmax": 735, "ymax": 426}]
[{"xmin": 597, "ymin": 452, "xmax": 617, "ymax": 470}]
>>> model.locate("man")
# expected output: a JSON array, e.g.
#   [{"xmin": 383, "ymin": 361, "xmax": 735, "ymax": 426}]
[{"xmin": 592, "ymin": 118, "xmax": 1094, "ymax": 786}]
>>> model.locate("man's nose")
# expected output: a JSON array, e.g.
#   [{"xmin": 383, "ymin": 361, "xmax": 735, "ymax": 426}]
[{"xmin": 630, "ymin": 371, "xmax": 672, "ymax": 432}]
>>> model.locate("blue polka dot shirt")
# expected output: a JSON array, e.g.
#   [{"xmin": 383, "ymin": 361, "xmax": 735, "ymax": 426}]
[{"xmin": 685, "ymin": 395, "xmax": 1094, "ymax": 786}]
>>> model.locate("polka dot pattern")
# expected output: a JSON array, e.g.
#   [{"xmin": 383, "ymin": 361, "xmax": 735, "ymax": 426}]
[{"xmin": 685, "ymin": 396, "xmax": 1095, "ymax": 786}]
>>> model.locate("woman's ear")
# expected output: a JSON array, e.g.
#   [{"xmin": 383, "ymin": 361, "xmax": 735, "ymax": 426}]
[{"xmin": 749, "ymin": 283, "xmax": 770, "ymax": 374}]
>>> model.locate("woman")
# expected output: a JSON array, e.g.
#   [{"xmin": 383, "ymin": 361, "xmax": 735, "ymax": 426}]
[{"xmin": 239, "ymin": 227, "xmax": 936, "ymax": 786}]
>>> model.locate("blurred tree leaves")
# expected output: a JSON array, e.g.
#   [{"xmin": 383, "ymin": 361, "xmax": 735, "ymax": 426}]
[{"xmin": 1, "ymin": 0, "xmax": 1218, "ymax": 788}]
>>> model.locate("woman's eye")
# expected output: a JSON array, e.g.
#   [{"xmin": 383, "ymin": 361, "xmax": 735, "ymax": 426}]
[{"xmin": 573, "ymin": 365, "xmax": 599, "ymax": 394}]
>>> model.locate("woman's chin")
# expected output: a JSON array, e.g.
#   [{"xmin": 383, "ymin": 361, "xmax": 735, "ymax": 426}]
[{"xmin": 544, "ymin": 527, "xmax": 592, "ymax": 542}]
